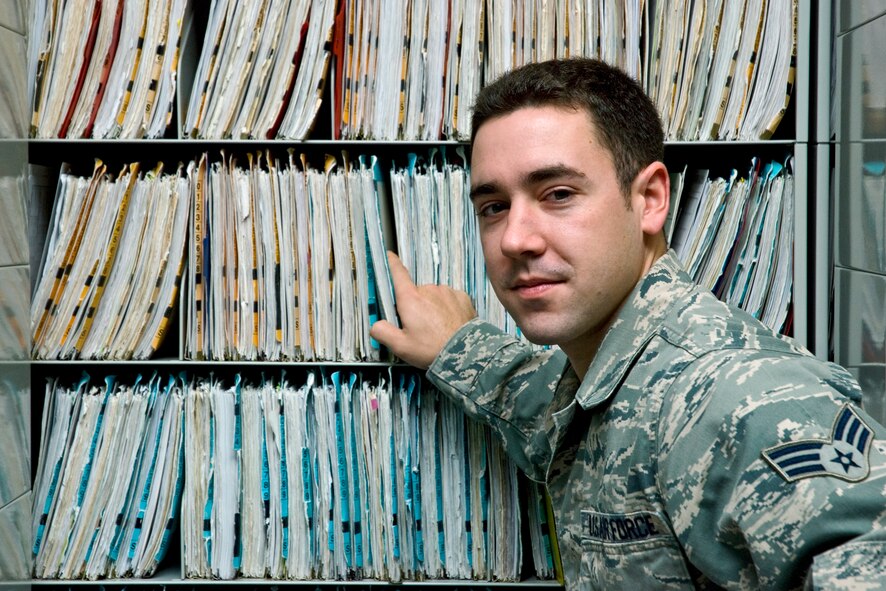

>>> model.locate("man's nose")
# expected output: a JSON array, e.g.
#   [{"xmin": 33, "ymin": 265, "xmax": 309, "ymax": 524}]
[{"xmin": 499, "ymin": 202, "xmax": 545, "ymax": 258}]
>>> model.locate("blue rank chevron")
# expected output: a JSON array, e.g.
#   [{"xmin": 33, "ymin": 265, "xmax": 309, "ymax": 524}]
[{"xmin": 762, "ymin": 404, "xmax": 873, "ymax": 483}]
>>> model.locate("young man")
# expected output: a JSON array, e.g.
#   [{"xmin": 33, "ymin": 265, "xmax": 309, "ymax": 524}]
[{"xmin": 370, "ymin": 58, "xmax": 886, "ymax": 589}]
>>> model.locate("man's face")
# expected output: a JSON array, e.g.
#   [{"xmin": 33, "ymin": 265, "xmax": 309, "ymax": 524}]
[{"xmin": 470, "ymin": 105, "xmax": 649, "ymax": 366}]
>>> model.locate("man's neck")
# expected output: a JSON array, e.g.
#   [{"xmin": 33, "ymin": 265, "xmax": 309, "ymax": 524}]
[{"xmin": 565, "ymin": 246, "xmax": 667, "ymax": 379}]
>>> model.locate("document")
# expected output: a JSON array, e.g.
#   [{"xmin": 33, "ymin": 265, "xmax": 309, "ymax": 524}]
[
  {"xmin": 59, "ymin": 0, "xmax": 117, "ymax": 139},
  {"xmin": 28, "ymin": 161, "xmax": 192, "ymax": 361},
  {"xmin": 209, "ymin": 377, "xmax": 240, "ymax": 580},
  {"xmin": 280, "ymin": 375, "xmax": 313, "ymax": 579},
  {"xmin": 719, "ymin": 0, "xmax": 766, "ymax": 139},
  {"xmin": 360, "ymin": 155, "xmax": 399, "ymax": 334},
  {"xmin": 742, "ymin": 0, "xmax": 798, "ymax": 139},
  {"xmin": 698, "ymin": 0, "xmax": 745, "ymax": 139},
  {"xmin": 676, "ymin": 0, "xmax": 725, "ymax": 139},
  {"xmin": 277, "ymin": 0, "xmax": 337, "ymax": 139},
  {"xmin": 307, "ymin": 158, "xmax": 334, "ymax": 360},
  {"xmin": 665, "ymin": 165, "xmax": 688, "ymax": 242},
  {"xmin": 251, "ymin": 0, "xmax": 312, "ymax": 139},
  {"xmin": 183, "ymin": 0, "xmax": 231, "ymax": 137},
  {"xmin": 669, "ymin": 168, "xmax": 710, "ymax": 262},
  {"xmin": 239, "ymin": 382, "xmax": 267, "ymax": 577},
  {"xmin": 129, "ymin": 378, "xmax": 185, "ymax": 577},
  {"xmin": 721, "ymin": 160, "xmax": 773, "ymax": 308},
  {"xmin": 681, "ymin": 177, "xmax": 730, "ymax": 279},
  {"xmin": 32, "ymin": 375, "xmax": 86, "ymax": 575},
  {"xmin": 742, "ymin": 168, "xmax": 787, "ymax": 317},
  {"xmin": 32, "ymin": 373, "xmax": 185, "ymax": 579},
  {"xmin": 182, "ymin": 378, "xmax": 211, "ymax": 578},
  {"xmin": 261, "ymin": 382, "xmax": 286, "ymax": 578},
  {"xmin": 696, "ymin": 171, "xmax": 750, "ymax": 291},
  {"xmin": 292, "ymin": 154, "xmax": 314, "ymax": 360},
  {"xmin": 328, "ymin": 169, "xmax": 358, "ymax": 361}
]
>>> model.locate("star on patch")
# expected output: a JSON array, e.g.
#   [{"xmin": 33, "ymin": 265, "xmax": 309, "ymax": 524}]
[{"xmin": 762, "ymin": 404, "xmax": 873, "ymax": 483}]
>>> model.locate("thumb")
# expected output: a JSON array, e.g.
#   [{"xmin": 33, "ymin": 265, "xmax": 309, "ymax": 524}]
[
  {"xmin": 369, "ymin": 318, "xmax": 405, "ymax": 351},
  {"xmin": 369, "ymin": 317, "xmax": 434, "ymax": 370}
]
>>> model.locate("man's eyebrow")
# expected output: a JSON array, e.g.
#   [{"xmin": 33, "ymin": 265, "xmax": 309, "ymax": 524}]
[
  {"xmin": 525, "ymin": 164, "xmax": 587, "ymax": 185},
  {"xmin": 470, "ymin": 164, "xmax": 588, "ymax": 200},
  {"xmin": 469, "ymin": 182, "xmax": 498, "ymax": 200}
]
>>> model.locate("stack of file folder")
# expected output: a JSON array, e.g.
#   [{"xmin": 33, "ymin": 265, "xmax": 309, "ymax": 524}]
[
  {"xmin": 30, "ymin": 151, "xmax": 796, "ymax": 364},
  {"xmin": 182, "ymin": 151, "xmax": 398, "ymax": 361},
  {"xmin": 28, "ymin": 0, "xmax": 188, "ymax": 139},
  {"xmin": 32, "ymin": 373, "xmax": 185, "ymax": 579},
  {"xmin": 31, "ymin": 370, "xmax": 557, "ymax": 582},
  {"xmin": 668, "ymin": 158, "xmax": 795, "ymax": 332},
  {"xmin": 27, "ymin": 0, "xmax": 797, "ymax": 141},
  {"xmin": 31, "ymin": 161, "xmax": 190, "ymax": 360}
]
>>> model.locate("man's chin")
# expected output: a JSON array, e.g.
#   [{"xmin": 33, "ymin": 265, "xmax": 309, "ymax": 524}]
[
  {"xmin": 511, "ymin": 322, "xmax": 561, "ymax": 346},
  {"xmin": 503, "ymin": 303, "xmax": 570, "ymax": 345}
]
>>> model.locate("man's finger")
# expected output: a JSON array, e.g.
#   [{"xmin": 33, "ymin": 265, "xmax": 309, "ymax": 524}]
[
  {"xmin": 385, "ymin": 250, "xmax": 416, "ymax": 299},
  {"xmin": 370, "ymin": 318, "xmax": 435, "ymax": 368},
  {"xmin": 369, "ymin": 318, "xmax": 403, "ymax": 350}
]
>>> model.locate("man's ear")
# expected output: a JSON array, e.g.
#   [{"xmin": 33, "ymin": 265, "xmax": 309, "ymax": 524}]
[{"xmin": 632, "ymin": 161, "xmax": 670, "ymax": 235}]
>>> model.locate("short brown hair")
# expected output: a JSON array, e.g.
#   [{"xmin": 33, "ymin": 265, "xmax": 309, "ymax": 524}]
[{"xmin": 470, "ymin": 58, "xmax": 664, "ymax": 197}]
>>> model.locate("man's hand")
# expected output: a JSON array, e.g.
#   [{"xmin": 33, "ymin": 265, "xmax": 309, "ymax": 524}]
[{"xmin": 370, "ymin": 251, "xmax": 477, "ymax": 369}]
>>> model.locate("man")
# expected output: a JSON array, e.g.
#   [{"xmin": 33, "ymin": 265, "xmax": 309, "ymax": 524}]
[{"xmin": 370, "ymin": 58, "xmax": 886, "ymax": 590}]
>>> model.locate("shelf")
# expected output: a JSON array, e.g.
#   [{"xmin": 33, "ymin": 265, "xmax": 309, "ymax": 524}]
[
  {"xmin": 29, "ymin": 359, "xmax": 407, "ymax": 367},
  {"xmin": 32, "ymin": 576, "xmax": 561, "ymax": 589}
]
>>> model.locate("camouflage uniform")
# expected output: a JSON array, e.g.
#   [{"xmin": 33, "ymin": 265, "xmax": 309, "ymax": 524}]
[{"xmin": 426, "ymin": 251, "xmax": 886, "ymax": 590}]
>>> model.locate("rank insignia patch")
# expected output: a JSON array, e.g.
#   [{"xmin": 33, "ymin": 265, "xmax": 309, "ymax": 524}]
[{"xmin": 762, "ymin": 404, "xmax": 873, "ymax": 483}]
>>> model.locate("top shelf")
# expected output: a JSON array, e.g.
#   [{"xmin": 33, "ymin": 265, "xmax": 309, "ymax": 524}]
[{"xmin": 25, "ymin": 0, "xmax": 805, "ymax": 143}]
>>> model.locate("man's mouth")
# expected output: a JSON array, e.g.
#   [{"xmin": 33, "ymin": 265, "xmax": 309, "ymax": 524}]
[{"xmin": 510, "ymin": 276, "xmax": 563, "ymax": 297}]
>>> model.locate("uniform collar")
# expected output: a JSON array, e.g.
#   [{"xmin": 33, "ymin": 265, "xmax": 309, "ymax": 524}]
[{"xmin": 575, "ymin": 250, "xmax": 694, "ymax": 410}]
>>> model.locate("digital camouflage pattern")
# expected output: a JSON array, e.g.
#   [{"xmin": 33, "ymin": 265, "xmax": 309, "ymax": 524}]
[{"xmin": 426, "ymin": 251, "xmax": 886, "ymax": 590}]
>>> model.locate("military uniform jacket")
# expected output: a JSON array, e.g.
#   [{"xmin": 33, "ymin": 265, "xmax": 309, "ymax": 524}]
[{"xmin": 426, "ymin": 251, "xmax": 886, "ymax": 590}]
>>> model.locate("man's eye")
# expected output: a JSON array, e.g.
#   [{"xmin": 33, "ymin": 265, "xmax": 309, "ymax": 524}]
[
  {"xmin": 548, "ymin": 189, "xmax": 572, "ymax": 201},
  {"xmin": 477, "ymin": 202, "xmax": 508, "ymax": 217}
]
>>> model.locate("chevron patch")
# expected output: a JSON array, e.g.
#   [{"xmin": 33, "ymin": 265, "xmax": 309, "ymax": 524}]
[{"xmin": 762, "ymin": 404, "xmax": 873, "ymax": 483}]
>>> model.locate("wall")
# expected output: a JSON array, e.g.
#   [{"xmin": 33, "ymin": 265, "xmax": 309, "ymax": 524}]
[
  {"xmin": 0, "ymin": 0, "xmax": 32, "ymax": 585},
  {"xmin": 833, "ymin": 0, "xmax": 886, "ymax": 424}
]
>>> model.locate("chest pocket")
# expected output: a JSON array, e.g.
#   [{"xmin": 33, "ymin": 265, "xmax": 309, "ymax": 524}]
[{"xmin": 580, "ymin": 510, "xmax": 695, "ymax": 590}]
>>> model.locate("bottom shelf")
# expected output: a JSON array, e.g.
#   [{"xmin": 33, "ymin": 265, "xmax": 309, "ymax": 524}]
[
  {"xmin": 30, "ymin": 370, "xmax": 562, "ymax": 589},
  {"xmin": 30, "ymin": 566, "xmax": 563, "ymax": 589}
]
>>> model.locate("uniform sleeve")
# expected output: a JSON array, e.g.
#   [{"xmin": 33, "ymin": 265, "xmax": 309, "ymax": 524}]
[
  {"xmin": 806, "ymin": 538, "xmax": 886, "ymax": 590},
  {"xmin": 425, "ymin": 318, "xmax": 570, "ymax": 481},
  {"xmin": 657, "ymin": 348, "xmax": 886, "ymax": 590}
]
